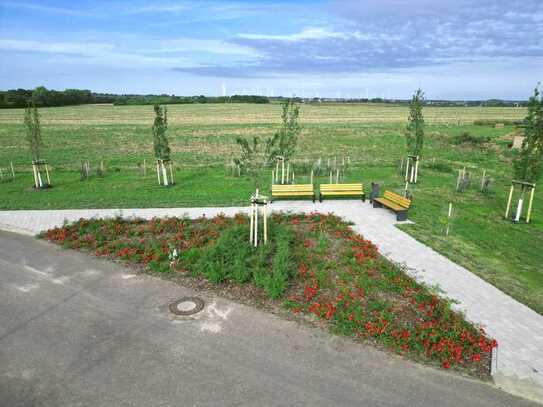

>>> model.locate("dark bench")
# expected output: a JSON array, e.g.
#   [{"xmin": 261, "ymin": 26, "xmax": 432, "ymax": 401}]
[{"xmin": 373, "ymin": 190, "xmax": 411, "ymax": 221}]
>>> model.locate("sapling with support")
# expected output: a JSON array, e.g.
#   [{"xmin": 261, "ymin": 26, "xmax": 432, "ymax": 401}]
[
  {"xmin": 405, "ymin": 89, "xmax": 425, "ymax": 184},
  {"xmin": 507, "ymin": 84, "xmax": 542, "ymax": 223},
  {"xmin": 504, "ymin": 181, "xmax": 536, "ymax": 223},
  {"xmin": 25, "ymin": 101, "xmax": 51, "ymax": 189},
  {"xmin": 249, "ymin": 189, "xmax": 269, "ymax": 247},
  {"xmin": 152, "ymin": 104, "xmax": 174, "ymax": 186}
]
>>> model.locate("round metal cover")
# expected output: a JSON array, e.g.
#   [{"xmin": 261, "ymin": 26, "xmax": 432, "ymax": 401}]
[{"xmin": 169, "ymin": 297, "xmax": 205, "ymax": 316}]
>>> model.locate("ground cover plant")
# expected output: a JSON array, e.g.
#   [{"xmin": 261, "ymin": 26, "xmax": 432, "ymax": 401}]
[
  {"xmin": 41, "ymin": 213, "xmax": 497, "ymax": 378},
  {"xmin": 1, "ymin": 102, "xmax": 542, "ymax": 316}
]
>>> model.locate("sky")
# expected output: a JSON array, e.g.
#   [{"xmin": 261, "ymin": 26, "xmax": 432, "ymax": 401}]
[{"xmin": 0, "ymin": 0, "xmax": 542, "ymax": 99}]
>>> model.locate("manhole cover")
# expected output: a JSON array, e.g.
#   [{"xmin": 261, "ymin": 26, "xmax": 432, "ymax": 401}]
[{"xmin": 169, "ymin": 297, "xmax": 205, "ymax": 316}]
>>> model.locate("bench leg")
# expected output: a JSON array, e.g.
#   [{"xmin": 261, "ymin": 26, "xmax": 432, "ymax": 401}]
[
  {"xmin": 319, "ymin": 193, "xmax": 322, "ymax": 203},
  {"xmin": 313, "ymin": 194, "xmax": 316, "ymax": 203},
  {"xmin": 362, "ymin": 194, "xmax": 366, "ymax": 202},
  {"xmin": 373, "ymin": 201, "xmax": 382, "ymax": 208},
  {"xmin": 396, "ymin": 211, "xmax": 408, "ymax": 221}
]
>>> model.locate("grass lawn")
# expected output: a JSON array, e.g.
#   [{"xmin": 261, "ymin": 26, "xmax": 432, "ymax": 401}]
[
  {"xmin": 40, "ymin": 213, "xmax": 498, "ymax": 377},
  {"xmin": 1, "ymin": 103, "xmax": 542, "ymax": 316}
]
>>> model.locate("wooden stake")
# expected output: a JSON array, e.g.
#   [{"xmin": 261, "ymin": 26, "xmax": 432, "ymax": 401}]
[
  {"xmin": 505, "ymin": 184, "xmax": 514, "ymax": 218},
  {"xmin": 143, "ymin": 159, "xmax": 146, "ymax": 177},
  {"xmin": 169, "ymin": 161, "xmax": 174, "ymax": 184},
  {"xmin": 480, "ymin": 170, "xmax": 486, "ymax": 191},
  {"xmin": 275, "ymin": 160, "xmax": 279, "ymax": 182},
  {"xmin": 414, "ymin": 156, "xmax": 419, "ymax": 183},
  {"xmin": 249, "ymin": 203, "xmax": 254, "ymax": 243},
  {"xmin": 310, "ymin": 169, "xmax": 313, "ymax": 185},
  {"xmin": 286, "ymin": 162, "xmax": 290, "ymax": 183},
  {"xmin": 263, "ymin": 204, "xmax": 268, "ymax": 244},
  {"xmin": 405, "ymin": 158, "xmax": 410, "ymax": 182},
  {"xmin": 329, "ymin": 171, "xmax": 332, "ymax": 184},
  {"xmin": 526, "ymin": 186, "xmax": 536, "ymax": 223},
  {"xmin": 10, "ymin": 161, "xmax": 15, "ymax": 179},
  {"xmin": 32, "ymin": 164, "xmax": 38, "ymax": 188},
  {"xmin": 281, "ymin": 160, "xmax": 285, "ymax": 184},
  {"xmin": 0, "ymin": 167, "xmax": 4, "ymax": 181},
  {"xmin": 336, "ymin": 169, "xmax": 339, "ymax": 183},
  {"xmin": 156, "ymin": 162, "xmax": 161, "ymax": 185},
  {"xmin": 446, "ymin": 202, "xmax": 453, "ymax": 236},
  {"xmin": 272, "ymin": 170, "xmax": 275, "ymax": 185},
  {"xmin": 456, "ymin": 169, "xmax": 462, "ymax": 191},
  {"xmin": 45, "ymin": 164, "xmax": 50, "ymax": 185},
  {"xmin": 162, "ymin": 162, "xmax": 169, "ymax": 186}
]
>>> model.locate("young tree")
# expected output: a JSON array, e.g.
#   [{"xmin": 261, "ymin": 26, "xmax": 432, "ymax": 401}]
[
  {"xmin": 152, "ymin": 104, "xmax": 170, "ymax": 160},
  {"xmin": 266, "ymin": 99, "xmax": 301, "ymax": 163},
  {"xmin": 24, "ymin": 101, "xmax": 42, "ymax": 161},
  {"xmin": 406, "ymin": 89, "xmax": 425, "ymax": 157},
  {"xmin": 234, "ymin": 136, "xmax": 265, "ymax": 188},
  {"xmin": 152, "ymin": 104, "xmax": 172, "ymax": 185},
  {"xmin": 513, "ymin": 85, "xmax": 543, "ymax": 183}
]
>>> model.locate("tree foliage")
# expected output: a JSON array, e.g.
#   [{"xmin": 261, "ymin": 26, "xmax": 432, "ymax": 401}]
[
  {"xmin": 513, "ymin": 85, "xmax": 543, "ymax": 183},
  {"xmin": 406, "ymin": 89, "xmax": 425, "ymax": 156},
  {"xmin": 266, "ymin": 99, "xmax": 301, "ymax": 162},
  {"xmin": 234, "ymin": 136, "xmax": 265, "ymax": 187},
  {"xmin": 24, "ymin": 101, "xmax": 42, "ymax": 161},
  {"xmin": 152, "ymin": 104, "xmax": 170, "ymax": 160}
]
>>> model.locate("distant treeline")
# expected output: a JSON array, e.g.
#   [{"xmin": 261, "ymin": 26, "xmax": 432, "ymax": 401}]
[
  {"xmin": 299, "ymin": 97, "xmax": 528, "ymax": 107},
  {"xmin": 0, "ymin": 87, "xmax": 270, "ymax": 108},
  {"xmin": 0, "ymin": 86, "xmax": 526, "ymax": 108}
]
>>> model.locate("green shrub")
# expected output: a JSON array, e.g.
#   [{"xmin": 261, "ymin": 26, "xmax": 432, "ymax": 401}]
[{"xmin": 453, "ymin": 131, "xmax": 490, "ymax": 145}]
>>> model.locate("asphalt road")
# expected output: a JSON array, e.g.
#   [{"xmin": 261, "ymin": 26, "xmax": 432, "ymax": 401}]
[{"xmin": 0, "ymin": 230, "xmax": 537, "ymax": 407}]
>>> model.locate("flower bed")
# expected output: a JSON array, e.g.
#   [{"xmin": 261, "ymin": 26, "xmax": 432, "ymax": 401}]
[{"xmin": 41, "ymin": 212, "xmax": 497, "ymax": 377}]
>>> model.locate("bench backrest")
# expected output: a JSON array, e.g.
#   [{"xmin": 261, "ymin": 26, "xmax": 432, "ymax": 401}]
[
  {"xmin": 320, "ymin": 183, "xmax": 363, "ymax": 192},
  {"xmin": 272, "ymin": 184, "xmax": 313, "ymax": 192},
  {"xmin": 383, "ymin": 190, "xmax": 411, "ymax": 208}
]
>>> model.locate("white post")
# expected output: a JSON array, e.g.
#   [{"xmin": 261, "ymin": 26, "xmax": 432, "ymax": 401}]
[
  {"xmin": 281, "ymin": 160, "xmax": 285, "ymax": 184},
  {"xmin": 481, "ymin": 170, "xmax": 486, "ymax": 191},
  {"xmin": 527, "ymin": 186, "xmax": 535, "ymax": 223},
  {"xmin": 336, "ymin": 169, "xmax": 339, "ymax": 183},
  {"xmin": 263, "ymin": 204, "xmax": 268, "ymax": 244},
  {"xmin": 405, "ymin": 158, "xmax": 410, "ymax": 182},
  {"xmin": 162, "ymin": 162, "xmax": 169, "ymax": 186},
  {"xmin": 414, "ymin": 157, "xmax": 419, "ymax": 183},
  {"xmin": 156, "ymin": 162, "xmax": 161, "ymax": 185},
  {"xmin": 292, "ymin": 171, "xmax": 295, "ymax": 184},
  {"xmin": 515, "ymin": 197, "xmax": 524, "ymax": 222},
  {"xmin": 250, "ymin": 202, "xmax": 254, "ymax": 242},
  {"xmin": 254, "ymin": 203, "xmax": 258, "ymax": 247},
  {"xmin": 143, "ymin": 158, "xmax": 146, "ymax": 177},
  {"xmin": 32, "ymin": 164, "xmax": 38, "ymax": 188},
  {"xmin": 286, "ymin": 162, "xmax": 290, "ymax": 184},
  {"xmin": 272, "ymin": 170, "xmax": 275, "ymax": 185},
  {"xmin": 10, "ymin": 161, "xmax": 15, "ymax": 179},
  {"xmin": 329, "ymin": 171, "xmax": 332, "ymax": 184},
  {"xmin": 37, "ymin": 169, "xmax": 43, "ymax": 188},
  {"xmin": 275, "ymin": 160, "xmax": 279, "ymax": 183},
  {"xmin": 45, "ymin": 164, "xmax": 51, "ymax": 185},
  {"xmin": 456, "ymin": 169, "xmax": 461, "ymax": 191},
  {"xmin": 446, "ymin": 202, "xmax": 453, "ymax": 236},
  {"xmin": 310, "ymin": 169, "xmax": 313, "ymax": 185}
]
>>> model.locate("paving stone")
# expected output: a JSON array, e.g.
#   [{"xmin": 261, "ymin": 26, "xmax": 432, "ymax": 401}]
[{"xmin": 1, "ymin": 200, "xmax": 542, "ymax": 392}]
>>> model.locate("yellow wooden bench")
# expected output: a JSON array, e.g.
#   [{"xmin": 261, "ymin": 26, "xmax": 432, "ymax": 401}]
[
  {"xmin": 373, "ymin": 190, "xmax": 411, "ymax": 221},
  {"xmin": 271, "ymin": 184, "xmax": 315, "ymax": 202},
  {"xmin": 319, "ymin": 183, "xmax": 365, "ymax": 202}
]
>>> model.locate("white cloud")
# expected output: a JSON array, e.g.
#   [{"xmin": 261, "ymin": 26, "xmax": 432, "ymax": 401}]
[
  {"xmin": 0, "ymin": 39, "xmax": 113, "ymax": 55},
  {"xmin": 149, "ymin": 38, "xmax": 260, "ymax": 57},
  {"xmin": 238, "ymin": 27, "xmax": 348, "ymax": 42}
]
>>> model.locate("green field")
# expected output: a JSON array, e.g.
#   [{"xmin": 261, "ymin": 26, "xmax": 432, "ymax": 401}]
[{"xmin": 0, "ymin": 103, "xmax": 542, "ymax": 315}]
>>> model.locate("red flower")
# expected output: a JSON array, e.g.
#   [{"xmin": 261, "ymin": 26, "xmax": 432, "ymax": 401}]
[
  {"xmin": 442, "ymin": 360, "xmax": 451, "ymax": 369},
  {"xmin": 471, "ymin": 354, "xmax": 481, "ymax": 362}
]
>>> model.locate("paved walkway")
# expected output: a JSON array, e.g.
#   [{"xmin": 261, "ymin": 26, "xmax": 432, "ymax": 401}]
[{"xmin": 1, "ymin": 201, "xmax": 542, "ymax": 402}]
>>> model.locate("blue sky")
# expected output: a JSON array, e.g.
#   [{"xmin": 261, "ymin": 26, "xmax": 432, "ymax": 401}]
[{"xmin": 0, "ymin": 0, "xmax": 541, "ymax": 99}]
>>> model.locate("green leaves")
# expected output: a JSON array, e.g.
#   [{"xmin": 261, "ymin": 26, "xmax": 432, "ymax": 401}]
[
  {"xmin": 24, "ymin": 101, "xmax": 42, "ymax": 161},
  {"xmin": 266, "ymin": 99, "xmax": 301, "ymax": 162},
  {"xmin": 406, "ymin": 89, "xmax": 425, "ymax": 156},
  {"xmin": 513, "ymin": 85, "xmax": 543, "ymax": 183},
  {"xmin": 152, "ymin": 104, "xmax": 170, "ymax": 160}
]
